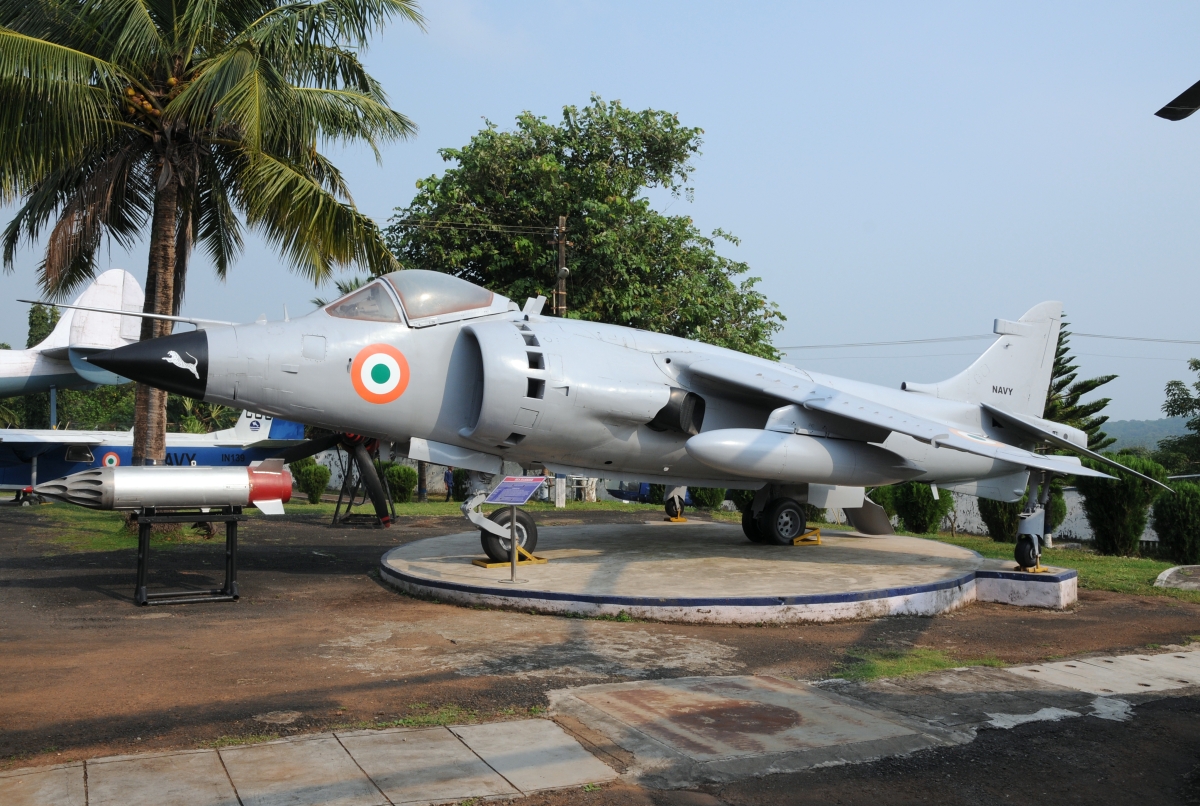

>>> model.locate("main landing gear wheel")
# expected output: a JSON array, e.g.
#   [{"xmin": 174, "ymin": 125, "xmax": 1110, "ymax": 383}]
[
  {"xmin": 1015, "ymin": 535, "xmax": 1038, "ymax": 569},
  {"xmin": 664, "ymin": 497, "xmax": 684, "ymax": 519},
  {"xmin": 761, "ymin": 498, "xmax": 806, "ymax": 545},
  {"xmin": 481, "ymin": 508, "xmax": 538, "ymax": 563},
  {"xmin": 742, "ymin": 509, "xmax": 767, "ymax": 543}
]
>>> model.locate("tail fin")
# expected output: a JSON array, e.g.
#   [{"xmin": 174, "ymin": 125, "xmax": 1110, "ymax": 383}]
[
  {"xmin": 31, "ymin": 269, "xmax": 144, "ymax": 353},
  {"xmin": 902, "ymin": 301, "xmax": 1062, "ymax": 417}
]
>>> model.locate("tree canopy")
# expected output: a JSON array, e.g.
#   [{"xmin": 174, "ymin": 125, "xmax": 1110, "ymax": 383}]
[{"xmin": 384, "ymin": 97, "xmax": 784, "ymax": 358}]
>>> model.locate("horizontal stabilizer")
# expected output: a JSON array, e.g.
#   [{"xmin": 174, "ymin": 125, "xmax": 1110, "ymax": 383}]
[
  {"xmin": 1156, "ymin": 79, "xmax": 1200, "ymax": 121},
  {"xmin": 982, "ymin": 403, "xmax": 1172, "ymax": 491}
]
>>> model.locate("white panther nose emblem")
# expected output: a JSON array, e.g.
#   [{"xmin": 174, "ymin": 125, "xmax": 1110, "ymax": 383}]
[{"xmin": 162, "ymin": 350, "xmax": 200, "ymax": 380}]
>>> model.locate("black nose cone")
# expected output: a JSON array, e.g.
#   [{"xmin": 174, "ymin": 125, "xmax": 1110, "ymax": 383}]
[{"xmin": 91, "ymin": 330, "xmax": 209, "ymax": 398}]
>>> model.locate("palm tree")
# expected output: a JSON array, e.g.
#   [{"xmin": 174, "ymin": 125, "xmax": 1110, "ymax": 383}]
[{"xmin": 0, "ymin": 0, "xmax": 420, "ymax": 463}]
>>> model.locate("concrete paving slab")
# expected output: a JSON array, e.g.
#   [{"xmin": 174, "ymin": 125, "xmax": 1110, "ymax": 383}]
[
  {"xmin": 1008, "ymin": 651, "xmax": 1200, "ymax": 695},
  {"xmin": 87, "ymin": 749, "xmax": 237, "ymax": 806},
  {"xmin": 338, "ymin": 726, "xmax": 518, "ymax": 804},
  {"xmin": 1078, "ymin": 656, "xmax": 1199, "ymax": 690},
  {"xmin": 576, "ymin": 675, "xmax": 920, "ymax": 762},
  {"xmin": 0, "ymin": 762, "xmax": 85, "ymax": 806},
  {"xmin": 451, "ymin": 718, "xmax": 618, "ymax": 792},
  {"xmin": 220, "ymin": 735, "xmax": 385, "ymax": 806},
  {"xmin": 551, "ymin": 675, "xmax": 954, "ymax": 788}
]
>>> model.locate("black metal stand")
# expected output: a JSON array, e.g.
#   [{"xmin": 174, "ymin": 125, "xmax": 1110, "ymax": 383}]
[
  {"xmin": 133, "ymin": 506, "xmax": 245, "ymax": 606},
  {"xmin": 331, "ymin": 445, "xmax": 395, "ymax": 527}
]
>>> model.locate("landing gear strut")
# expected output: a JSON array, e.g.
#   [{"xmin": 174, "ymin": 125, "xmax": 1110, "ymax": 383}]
[
  {"xmin": 664, "ymin": 485, "xmax": 687, "ymax": 522},
  {"xmin": 1014, "ymin": 471, "xmax": 1052, "ymax": 571}
]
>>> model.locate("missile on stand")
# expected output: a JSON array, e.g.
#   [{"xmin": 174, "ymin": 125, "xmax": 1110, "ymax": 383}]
[{"xmin": 34, "ymin": 459, "xmax": 293, "ymax": 514}]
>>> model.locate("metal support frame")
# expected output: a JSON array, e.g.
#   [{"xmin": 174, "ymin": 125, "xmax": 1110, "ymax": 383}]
[
  {"xmin": 331, "ymin": 445, "xmax": 395, "ymax": 527},
  {"xmin": 134, "ymin": 506, "xmax": 245, "ymax": 606}
]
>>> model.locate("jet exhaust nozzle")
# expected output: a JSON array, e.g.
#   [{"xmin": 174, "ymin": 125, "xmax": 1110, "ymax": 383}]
[
  {"xmin": 35, "ymin": 462, "xmax": 292, "ymax": 514},
  {"xmin": 89, "ymin": 329, "xmax": 210, "ymax": 398},
  {"xmin": 685, "ymin": 428, "xmax": 924, "ymax": 486}
]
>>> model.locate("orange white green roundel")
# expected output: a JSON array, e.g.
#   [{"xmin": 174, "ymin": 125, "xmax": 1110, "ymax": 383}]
[
  {"xmin": 102, "ymin": 452, "xmax": 120, "ymax": 467},
  {"xmin": 350, "ymin": 344, "xmax": 410, "ymax": 404}
]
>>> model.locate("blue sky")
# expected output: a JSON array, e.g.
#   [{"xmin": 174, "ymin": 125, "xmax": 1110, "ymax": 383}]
[{"xmin": 3, "ymin": 1, "xmax": 1199, "ymax": 420}]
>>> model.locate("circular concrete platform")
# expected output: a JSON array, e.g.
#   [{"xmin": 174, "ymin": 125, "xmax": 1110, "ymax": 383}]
[{"xmin": 378, "ymin": 522, "xmax": 1039, "ymax": 623}]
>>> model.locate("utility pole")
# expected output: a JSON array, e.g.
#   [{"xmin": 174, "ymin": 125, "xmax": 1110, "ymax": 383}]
[{"xmin": 549, "ymin": 215, "xmax": 570, "ymax": 316}]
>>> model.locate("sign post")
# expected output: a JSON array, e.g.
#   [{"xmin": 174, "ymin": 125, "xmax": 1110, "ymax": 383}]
[{"xmin": 484, "ymin": 477, "xmax": 546, "ymax": 584}]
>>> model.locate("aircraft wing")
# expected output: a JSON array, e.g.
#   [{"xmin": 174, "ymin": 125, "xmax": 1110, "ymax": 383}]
[
  {"xmin": 981, "ymin": 403, "xmax": 1171, "ymax": 491},
  {"xmin": 0, "ymin": 431, "xmax": 105, "ymax": 445},
  {"xmin": 684, "ymin": 358, "xmax": 1115, "ymax": 480}
]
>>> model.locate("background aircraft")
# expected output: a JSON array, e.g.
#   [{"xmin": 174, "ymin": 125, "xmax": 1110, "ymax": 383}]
[
  {"xmin": 85, "ymin": 270, "xmax": 1160, "ymax": 568},
  {"xmin": 0, "ymin": 270, "xmax": 143, "ymax": 406},
  {"xmin": 1, "ymin": 410, "xmax": 304, "ymax": 493}
]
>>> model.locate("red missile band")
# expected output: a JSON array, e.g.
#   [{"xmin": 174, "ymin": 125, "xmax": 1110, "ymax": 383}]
[{"xmin": 248, "ymin": 467, "xmax": 293, "ymax": 505}]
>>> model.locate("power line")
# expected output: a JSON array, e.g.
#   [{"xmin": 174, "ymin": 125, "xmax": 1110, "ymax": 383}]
[{"xmin": 781, "ymin": 331, "xmax": 1200, "ymax": 352}]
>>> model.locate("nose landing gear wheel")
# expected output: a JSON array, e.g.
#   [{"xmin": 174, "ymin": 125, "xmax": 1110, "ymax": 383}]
[
  {"xmin": 1015, "ymin": 535, "xmax": 1039, "ymax": 570},
  {"xmin": 742, "ymin": 509, "xmax": 767, "ymax": 543},
  {"xmin": 761, "ymin": 499, "xmax": 806, "ymax": 545},
  {"xmin": 481, "ymin": 508, "xmax": 538, "ymax": 563}
]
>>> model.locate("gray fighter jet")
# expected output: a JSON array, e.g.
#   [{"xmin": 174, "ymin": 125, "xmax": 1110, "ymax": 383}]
[{"xmin": 84, "ymin": 270, "xmax": 1159, "ymax": 569}]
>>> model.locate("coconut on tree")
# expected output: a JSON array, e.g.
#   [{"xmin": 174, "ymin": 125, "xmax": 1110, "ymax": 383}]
[{"xmin": 0, "ymin": 0, "xmax": 421, "ymax": 462}]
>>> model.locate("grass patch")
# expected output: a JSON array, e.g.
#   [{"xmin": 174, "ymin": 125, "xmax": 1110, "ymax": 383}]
[
  {"xmin": 34, "ymin": 504, "xmax": 213, "ymax": 554},
  {"xmin": 834, "ymin": 647, "xmax": 1004, "ymax": 682},
  {"xmin": 925, "ymin": 532, "xmax": 1200, "ymax": 605},
  {"xmin": 200, "ymin": 732, "xmax": 279, "ymax": 749}
]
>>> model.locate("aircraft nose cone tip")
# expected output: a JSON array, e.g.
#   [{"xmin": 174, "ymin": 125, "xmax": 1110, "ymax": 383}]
[{"xmin": 91, "ymin": 330, "xmax": 209, "ymax": 398}]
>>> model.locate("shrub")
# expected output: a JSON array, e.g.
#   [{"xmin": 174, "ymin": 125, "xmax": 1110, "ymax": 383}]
[
  {"xmin": 289, "ymin": 457, "xmax": 331, "ymax": 504},
  {"xmin": 1075, "ymin": 454, "xmax": 1168, "ymax": 556},
  {"xmin": 729, "ymin": 489, "xmax": 756, "ymax": 513},
  {"xmin": 647, "ymin": 484, "xmax": 666, "ymax": 505},
  {"xmin": 892, "ymin": 482, "xmax": 954, "ymax": 534},
  {"xmin": 803, "ymin": 503, "xmax": 826, "ymax": 524},
  {"xmin": 689, "ymin": 487, "xmax": 727, "ymax": 509},
  {"xmin": 1152, "ymin": 480, "xmax": 1200, "ymax": 564},
  {"xmin": 452, "ymin": 468, "xmax": 471, "ymax": 502},
  {"xmin": 979, "ymin": 497, "xmax": 1022, "ymax": 543},
  {"xmin": 380, "ymin": 463, "xmax": 419, "ymax": 504},
  {"xmin": 867, "ymin": 485, "xmax": 898, "ymax": 519}
]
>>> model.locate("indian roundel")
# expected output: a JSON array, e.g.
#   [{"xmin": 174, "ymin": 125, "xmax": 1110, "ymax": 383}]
[
  {"xmin": 350, "ymin": 344, "xmax": 410, "ymax": 404},
  {"xmin": 102, "ymin": 452, "xmax": 120, "ymax": 467}
]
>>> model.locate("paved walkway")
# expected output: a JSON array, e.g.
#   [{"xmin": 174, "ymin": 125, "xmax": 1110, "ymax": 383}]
[
  {"xmin": 6, "ymin": 648, "xmax": 1198, "ymax": 803},
  {"xmin": 0, "ymin": 720, "xmax": 617, "ymax": 806}
]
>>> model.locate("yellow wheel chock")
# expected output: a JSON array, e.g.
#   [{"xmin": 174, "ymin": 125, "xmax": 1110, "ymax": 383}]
[
  {"xmin": 792, "ymin": 528, "xmax": 821, "ymax": 546},
  {"xmin": 472, "ymin": 543, "xmax": 549, "ymax": 569}
]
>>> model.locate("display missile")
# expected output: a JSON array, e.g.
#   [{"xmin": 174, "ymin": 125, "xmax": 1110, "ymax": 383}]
[{"xmin": 34, "ymin": 460, "xmax": 292, "ymax": 514}]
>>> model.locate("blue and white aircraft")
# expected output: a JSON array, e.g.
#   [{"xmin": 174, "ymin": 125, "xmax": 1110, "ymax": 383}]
[{"xmin": 0, "ymin": 411, "xmax": 305, "ymax": 492}]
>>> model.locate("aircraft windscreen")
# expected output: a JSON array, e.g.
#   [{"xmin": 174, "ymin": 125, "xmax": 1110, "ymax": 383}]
[
  {"xmin": 385, "ymin": 270, "xmax": 494, "ymax": 320},
  {"xmin": 324, "ymin": 282, "xmax": 402, "ymax": 323}
]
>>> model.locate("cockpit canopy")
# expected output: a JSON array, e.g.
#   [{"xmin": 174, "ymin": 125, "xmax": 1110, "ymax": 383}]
[{"xmin": 323, "ymin": 270, "xmax": 510, "ymax": 325}]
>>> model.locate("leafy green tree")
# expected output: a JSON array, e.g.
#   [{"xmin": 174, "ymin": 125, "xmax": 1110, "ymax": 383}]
[
  {"xmin": 689, "ymin": 487, "xmax": 727, "ymax": 509},
  {"xmin": 19, "ymin": 303, "xmax": 60, "ymax": 428},
  {"xmin": 1075, "ymin": 453, "xmax": 1167, "ymax": 556},
  {"xmin": 1157, "ymin": 358, "xmax": 1200, "ymax": 474},
  {"xmin": 0, "ymin": 0, "xmax": 420, "ymax": 463},
  {"xmin": 1152, "ymin": 480, "xmax": 1200, "ymax": 564},
  {"xmin": 384, "ymin": 97, "xmax": 784, "ymax": 358}
]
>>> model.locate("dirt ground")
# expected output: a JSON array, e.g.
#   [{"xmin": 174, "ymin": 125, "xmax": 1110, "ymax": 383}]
[{"xmin": 2, "ymin": 504, "xmax": 1199, "ymax": 801}]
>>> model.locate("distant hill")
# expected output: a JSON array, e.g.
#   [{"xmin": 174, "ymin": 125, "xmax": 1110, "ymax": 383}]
[{"xmin": 1102, "ymin": 417, "xmax": 1190, "ymax": 451}]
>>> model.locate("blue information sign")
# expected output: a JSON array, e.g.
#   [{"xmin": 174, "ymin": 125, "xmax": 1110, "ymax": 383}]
[{"xmin": 485, "ymin": 476, "xmax": 547, "ymax": 506}]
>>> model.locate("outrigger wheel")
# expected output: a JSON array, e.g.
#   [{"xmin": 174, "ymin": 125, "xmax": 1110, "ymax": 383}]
[
  {"xmin": 1015, "ymin": 535, "xmax": 1039, "ymax": 570},
  {"xmin": 480, "ymin": 507, "xmax": 538, "ymax": 563},
  {"xmin": 664, "ymin": 496, "xmax": 684, "ymax": 519}
]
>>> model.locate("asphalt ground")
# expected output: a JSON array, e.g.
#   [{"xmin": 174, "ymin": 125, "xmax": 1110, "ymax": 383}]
[{"xmin": 2, "ymin": 504, "xmax": 1199, "ymax": 802}]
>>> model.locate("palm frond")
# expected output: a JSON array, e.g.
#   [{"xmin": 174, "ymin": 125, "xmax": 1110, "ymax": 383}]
[{"xmin": 237, "ymin": 148, "xmax": 398, "ymax": 280}]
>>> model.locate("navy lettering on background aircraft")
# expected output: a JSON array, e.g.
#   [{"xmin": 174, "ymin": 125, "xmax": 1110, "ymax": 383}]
[{"xmin": 992, "ymin": 385, "xmax": 1013, "ymax": 395}]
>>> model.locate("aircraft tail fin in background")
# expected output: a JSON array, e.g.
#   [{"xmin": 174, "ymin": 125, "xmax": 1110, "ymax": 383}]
[
  {"xmin": 31, "ymin": 269, "xmax": 144, "ymax": 354},
  {"xmin": 902, "ymin": 301, "xmax": 1062, "ymax": 418}
]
